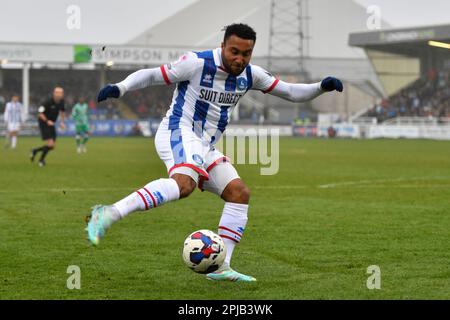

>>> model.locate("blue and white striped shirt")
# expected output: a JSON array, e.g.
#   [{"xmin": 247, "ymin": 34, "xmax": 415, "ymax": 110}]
[
  {"xmin": 156, "ymin": 48, "xmax": 279, "ymax": 144},
  {"xmin": 4, "ymin": 101, "xmax": 23, "ymax": 124},
  {"xmin": 117, "ymin": 47, "xmax": 324, "ymax": 145}
]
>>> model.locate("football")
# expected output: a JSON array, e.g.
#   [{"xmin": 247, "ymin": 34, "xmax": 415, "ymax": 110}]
[{"xmin": 182, "ymin": 229, "xmax": 226, "ymax": 274}]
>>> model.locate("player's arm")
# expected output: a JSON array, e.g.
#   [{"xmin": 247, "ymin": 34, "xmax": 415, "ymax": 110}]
[
  {"xmin": 3, "ymin": 103, "xmax": 9, "ymax": 123},
  {"xmin": 252, "ymin": 65, "xmax": 343, "ymax": 102},
  {"xmin": 97, "ymin": 52, "xmax": 200, "ymax": 102},
  {"xmin": 19, "ymin": 103, "xmax": 23, "ymax": 123},
  {"xmin": 272, "ymin": 77, "xmax": 343, "ymax": 102},
  {"xmin": 59, "ymin": 106, "xmax": 66, "ymax": 129},
  {"xmin": 38, "ymin": 103, "xmax": 53, "ymax": 126},
  {"xmin": 19, "ymin": 113, "xmax": 23, "ymax": 123},
  {"xmin": 60, "ymin": 110, "xmax": 65, "ymax": 123},
  {"xmin": 71, "ymin": 105, "xmax": 78, "ymax": 120}
]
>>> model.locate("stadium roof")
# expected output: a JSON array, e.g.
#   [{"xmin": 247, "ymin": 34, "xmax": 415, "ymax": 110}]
[
  {"xmin": 127, "ymin": 0, "xmax": 391, "ymax": 59},
  {"xmin": 0, "ymin": 0, "xmax": 391, "ymax": 59},
  {"xmin": 3, "ymin": 1, "xmax": 450, "ymax": 59},
  {"xmin": 349, "ymin": 24, "xmax": 450, "ymax": 56}
]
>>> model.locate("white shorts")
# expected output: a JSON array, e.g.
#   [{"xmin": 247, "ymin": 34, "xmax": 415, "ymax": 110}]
[
  {"xmin": 7, "ymin": 123, "xmax": 20, "ymax": 132},
  {"xmin": 154, "ymin": 119, "xmax": 240, "ymax": 196}
]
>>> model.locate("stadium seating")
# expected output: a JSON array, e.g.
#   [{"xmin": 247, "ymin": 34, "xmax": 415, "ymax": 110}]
[
  {"xmin": 0, "ymin": 68, "xmax": 270, "ymax": 122},
  {"xmin": 367, "ymin": 70, "xmax": 450, "ymax": 123}
]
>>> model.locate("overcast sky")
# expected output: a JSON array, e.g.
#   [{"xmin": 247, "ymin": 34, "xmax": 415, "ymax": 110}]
[
  {"xmin": 354, "ymin": 0, "xmax": 450, "ymax": 27},
  {"xmin": 0, "ymin": 0, "xmax": 197, "ymax": 44},
  {"xmin": 0, "ymin": 0, "xmax": 449, "ymax": 44}
]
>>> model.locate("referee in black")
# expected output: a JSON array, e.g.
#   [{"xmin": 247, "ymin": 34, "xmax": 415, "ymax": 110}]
[{"xmin": 31, "ymin": 87, "xmax": 66, "ymax": 167}]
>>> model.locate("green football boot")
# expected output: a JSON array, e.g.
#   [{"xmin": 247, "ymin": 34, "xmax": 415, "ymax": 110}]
[
  {"xmin": 206, "ymin": 265, "xmax": 256, "ymax": 282},
  {"xmin": 85, "ymin": 205, "xmax": 115, "ymax": 246}
]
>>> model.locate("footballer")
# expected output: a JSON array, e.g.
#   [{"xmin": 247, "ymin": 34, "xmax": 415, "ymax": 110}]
[
  {"xmin": 3, "ymin": 94, "xmax": 23, "ymax": 150},
  {"xmin": 71, "ymin": 96, "xmax": 90, "ymax": 153},
  {"xmin": 87, "ymin": 24, "xmax": 343, "ymax": 282}
]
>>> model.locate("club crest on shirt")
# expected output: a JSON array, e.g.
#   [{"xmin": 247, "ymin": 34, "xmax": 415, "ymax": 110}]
[{"xmin": 237, "ymin": 77, "xmax": 247, "ymax": 90}]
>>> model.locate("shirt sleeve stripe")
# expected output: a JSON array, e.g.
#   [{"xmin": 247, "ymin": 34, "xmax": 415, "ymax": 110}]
[
  {"xmin": 263, "ymin": 78, "xmax": 280, "ymax": 94},
  {"xmin": 160, "ymin": 65, "xmax": 172, "ymax": 85}
]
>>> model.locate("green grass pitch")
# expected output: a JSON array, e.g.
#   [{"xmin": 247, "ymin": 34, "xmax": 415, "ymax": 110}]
[{"xmin": 0, "ymin": 136, "xmax": 449, "ymax": 299}]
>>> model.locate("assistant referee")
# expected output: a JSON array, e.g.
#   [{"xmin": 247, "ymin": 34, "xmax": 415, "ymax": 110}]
[{"xmin": 31, "ymin": 87, "xmax": 66, "ymax": 167}]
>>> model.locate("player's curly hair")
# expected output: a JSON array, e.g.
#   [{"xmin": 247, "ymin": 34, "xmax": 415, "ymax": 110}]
[{"xmin": 223, "ymin": 23, "xmax": 256, "ymax": 43}]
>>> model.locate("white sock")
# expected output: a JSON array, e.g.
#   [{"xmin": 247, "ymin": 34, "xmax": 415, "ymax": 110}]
[
  {"xmin": 113, "ymin": 178, "xmax": 180, "ymax": 219},
  {"xmin": 218, "ymin": 202, "xmax": 249, "ymax": 267},
  {"xmin": 11, "ymin": 136, "xmax": 17, "ymax": 149}
]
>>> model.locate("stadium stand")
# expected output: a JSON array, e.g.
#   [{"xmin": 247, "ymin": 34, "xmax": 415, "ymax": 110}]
[
  {"xmin": 0, "ymin": 69, "xmax": 174, "ymax": 120},
  {"xmin": 0, "ymin": 69, "xmax": 134, "ymax": 120},
  {"xmin": 104, "ymin": 70, "xmax": 174, "ymax": 119},
  {"xmin": 367, "ymin": 70, "xmax": 450, "ymax": 123}
]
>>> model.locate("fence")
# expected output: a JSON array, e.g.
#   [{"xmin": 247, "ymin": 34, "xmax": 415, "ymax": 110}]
[{"xmin": 2, "ymin": 118, "xmax": 450, "ymax": 140}]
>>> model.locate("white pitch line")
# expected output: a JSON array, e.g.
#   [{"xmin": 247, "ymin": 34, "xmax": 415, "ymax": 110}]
[
  {"xmin": 353, "ymin": 184, "xmax": 450, "ymax": 188},
  {"xmin": 318, "ymin": 179, "xmax": 375, "ymax": 189},
  {"xmin": 0, "ymin": 187, "xmax": 137, "ymax": 194},
  {"xmin": 0, "ymin": 177, "xmax": 449, "ymax": 194},
  {"xmin": 253, "ymin": 185, "xmax": 308, "ymax": 189},
  {"xmin": 317, "ymin": 176, "xmax": 450, "ymax": 189},
  {"xmin": 48, "ymin": 187, "xmax": 136, "ymax": 192},
  {"xmin": 0, "ymin": 185, "xmax": 307, "ymax": 193}
]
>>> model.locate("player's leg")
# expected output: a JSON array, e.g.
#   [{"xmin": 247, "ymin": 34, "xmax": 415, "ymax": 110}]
[
  {"xmin": 113, "ymin": 125, "xmax": 205, "ymax": 217},
  {"xmin": 85, "ymin": 125, "xmax": 209, "ymax": 245},
  {"xmin": 38, "ymin": 138, "xmax": 55, "ymax": 166},
  {"xmin": 32, "ymin": 123, "xmax": 53, "ymax": 162},
  {"xmin": 75, "ymin": 131, "xmax": 82, "ymax": 153},
  {"xmin": 5, "ymin": 123, "xmax": 15, "ymax": 149},
  {"xmin": 218, "ymin": 178, "xmax": 250, "ymax": 265},
  {"xmin": 199, "ymin": 153, "xmax": 255, "ymax": 282},
  {"xmin": 113, "ymin": 172, "xmax": 195, "ymax": 216},
  {"xmin": 81, "ymin": 127, "xmax": 89, "ymax": 152},
  {"xmin": 86, "ymin": 171, "xmax": 197, "ymax": 246},
  {"xmin": 5, "ymin": 130, "xmax": 11, "ymax": 149},
  {"xmin": 210, "ymin": 179, "xmax": 255, "ymax": 282},
  {"xmin": 75, "ymin": 124, "xmax": 83, "ymax": 153},
  {"xmin": 10, "ymin": 131, "xmax": 18, "ymax": 149},
  {"xmin": 9, "ymin": 123, "xmax": 20, "ymax": 149},
  {"xmin": 39, "ymin": 125, "xmax": 57, "ymax": 165}
]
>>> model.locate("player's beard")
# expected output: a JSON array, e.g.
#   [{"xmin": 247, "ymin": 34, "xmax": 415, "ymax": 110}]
[
  {"xmin": 223, "ymin": 58, "xmax": 246, "ymax": 76},
  {"xmin": 229, "ymin": 63, "xmax": 246, "ymax": 76}
]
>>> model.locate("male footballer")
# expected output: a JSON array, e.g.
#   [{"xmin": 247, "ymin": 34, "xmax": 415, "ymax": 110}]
[{"xmin": 87, "ymin": 24, "xmax": 343, "ymax": 282}]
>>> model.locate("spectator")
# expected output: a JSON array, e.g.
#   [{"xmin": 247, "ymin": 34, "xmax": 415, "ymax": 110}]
[{"xmin": 366, "ymin": 70, "xmax": 450, "ymax": 122}]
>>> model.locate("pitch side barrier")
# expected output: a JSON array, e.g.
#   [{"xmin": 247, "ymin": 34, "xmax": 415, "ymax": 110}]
[
  {"xmin": 0, "ymin": 120, "xmax": 142, "ymax": 137},
  {"xmin": 4, "ymin": 120, "xmax": 449, "ymax": 140},
  {"xmin": 310, "ymin": 123, "xmax": 450, "ymax": 140},
  {"xmin": 0, "ymin": 120, "xmax": 293, "ymax": 138}
]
